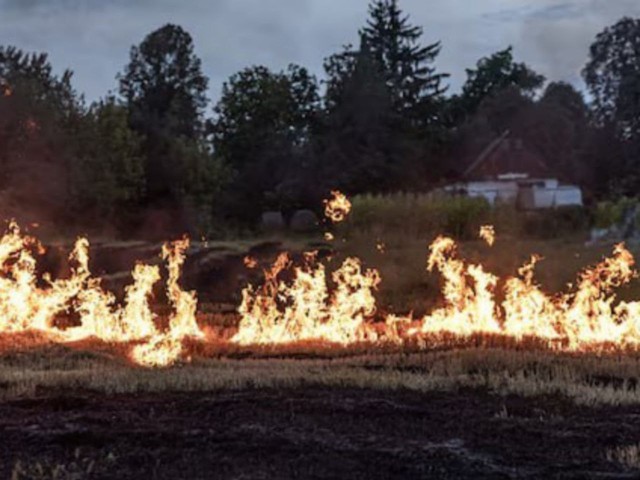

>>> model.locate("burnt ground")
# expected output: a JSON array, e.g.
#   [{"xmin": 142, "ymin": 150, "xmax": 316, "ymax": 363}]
[{"xmin": 1, "ymin": 387, "xmax": 639, "ymax": 479}]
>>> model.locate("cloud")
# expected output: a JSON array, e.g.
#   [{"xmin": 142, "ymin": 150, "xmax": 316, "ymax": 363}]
[
  {"xmin": 482, "ymin": 3, "xmax": 580, "ymax": 23},
  {"xmin": 519, "ymin": 0, "xmax": 640, "ymax": 86},
  {"xmin": 0, "ymin": 0, "xmax": 637, "ymax": 103}
]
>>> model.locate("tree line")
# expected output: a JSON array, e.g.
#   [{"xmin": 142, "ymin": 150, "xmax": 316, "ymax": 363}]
[{"xmin": 0, "ymin": 0, "xmax": 639, "ymax": 236}]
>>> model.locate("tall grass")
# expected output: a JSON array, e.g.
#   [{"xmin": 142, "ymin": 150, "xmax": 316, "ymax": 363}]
[
  {"xmin": 343, "ymin": 193, "xmax": 588, "ymax": 240},
  {"xmin": 345, "ymin": 193, "xmax": 493, "ymax": 239}
]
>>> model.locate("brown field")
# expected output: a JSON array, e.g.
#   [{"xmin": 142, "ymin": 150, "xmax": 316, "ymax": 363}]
[
  {"xmin": 3, "ymin": 234, "xmax": 640, "ymax": 479},
  {"xmin": 2, "ymin": 334, "xmax": 640, "ymax": 479}
]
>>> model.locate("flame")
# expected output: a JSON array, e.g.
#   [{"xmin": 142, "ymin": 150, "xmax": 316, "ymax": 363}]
[
  {"xmin": 324, "ymin": 191, "xmax": 352, "ymax": 223},
  {"xmin": 416, "ymin": 236, "xmax": 501, "ymax": 336},
  {"xmin": 129, "ymin": 334, "xmax": 184, "ymax": 368},
  {"xmin": 502, "ymin": 255, "xmax": 560, "ymax": 341},
  {"xmin": 0, "ymin": 221, "xmax": 83, "ymax": 334},
  {"xmin": 232, "ymin": 252, "xmax": 380, "ymax": 345},
  {"xmin": 65, "ymin": 261, "xmax": 161, "ymax": 343},
  {"xmin": 5, "ymin": 212, "xmax": 640, "ymax": 367},
  {"xmin": 244, "ymin": 256, "xmax": 258, "ymax": 269},
  {"xmin": 232, "ymin": 227, "xmax": 640, "ymax": 355},
  {"xmin": 562, "ymin": 244, "xmax": 636, "ymax": 348},
  {"xmin": 130, "ymin": 238, "xmax": 203, "ymax": 367},
  {"xmin": 409, "ymin": 238, "xmax": 640, "ymax": 350},
  {"xmin": 162, "ymin": 238, "xmax": 202, "ymax": 339},
  {"xmin": 479, "ymin": 225, "xmax": 496, "ymax": 246},
  {"xmin": 0, "ymin": 221, "xmax": 203, "ymax": 367}
]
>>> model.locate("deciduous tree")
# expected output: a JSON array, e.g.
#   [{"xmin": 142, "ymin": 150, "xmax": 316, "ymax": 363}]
[
  {"xmin": 211, "ymin": 64, "xmax": 319, "ymax": 220},
  {"xmin": 583, "ymin": 17, "xmax": 640, "ymax": 137},
  {"xmin": 119, "ymin": 24, "xmax": 210, "ymax": 203},
  {"xmin": 453, "ymin": 47, "xmax": 545, "ymax": 124}
]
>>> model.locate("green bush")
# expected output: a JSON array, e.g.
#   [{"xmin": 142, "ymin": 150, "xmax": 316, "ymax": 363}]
[{"xmin": 593, "ymin": 197, "xmax": 639, "ymax": 229}]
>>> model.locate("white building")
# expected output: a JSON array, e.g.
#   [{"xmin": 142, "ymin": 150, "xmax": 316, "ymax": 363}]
[{"xmin": 444, "ymin": 133, "xmax": 583, "ymax": 210}]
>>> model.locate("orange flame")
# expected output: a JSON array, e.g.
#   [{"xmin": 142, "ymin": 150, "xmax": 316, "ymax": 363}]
[
  {"xmin": 479, "ymin": 225, "xmax": 496, "ymax": 246},
  {"xmin": 415, "ymin": 236, "xmax": 501, "ymax": 336},
  {"xmin": 4, "ymin": 213, "xmax": 640, "ymax": 367},
  {"xmin": 233, "ymin": 230, "xmax": 640, "ymax": 355},
  {"xmin": 0, "ymin": 221, "xmax": 204, "ymax": 367},
  {"xmin": 131, "ymin": 238, "xmax": 203, "ymax": 367},
  {"xmin": 408, "ymin": 238, "xmax": 640, "ymax": 350},
  {"xmin": 232, "ymin": 252, "xmax": 380, "ymax": 345},
  {"xmin": 244, "ymin": 256, "xmax": 258, "ymax": 269},
  {"xmin": 324, "ymin": 191, "xmax": 352, "ymax": 223}
]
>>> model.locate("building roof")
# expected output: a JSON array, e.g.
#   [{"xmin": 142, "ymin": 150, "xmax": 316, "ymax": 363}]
[{"xmin": 463, "ymin": 131, "xmax": 551, "ymax": 180}]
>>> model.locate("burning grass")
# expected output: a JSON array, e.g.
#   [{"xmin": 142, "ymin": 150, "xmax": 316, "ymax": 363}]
[
  {"xmin": 5, "ymin": 189, "xmax": 640, "ymax": 387},
  {"xmin": 4, "ymin": 192, "xmax": 640, "ymax": 479}
]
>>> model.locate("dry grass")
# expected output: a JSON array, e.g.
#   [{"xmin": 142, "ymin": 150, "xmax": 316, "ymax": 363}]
[
  {"xmin": 2, "ymin": 336, "xmax": 640, "ymax": 407},
  {"xmin": 11, "ymin": 449, "xmax": 115, "ymax": 480},
  {"xmin": 606, "ymin": 443, "xmax": 640, "ymax": 470}
]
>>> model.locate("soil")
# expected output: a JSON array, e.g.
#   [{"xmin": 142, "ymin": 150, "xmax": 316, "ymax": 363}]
[{"xmin": 1, "ymin": 387, "xmax": 639, "ymax": 479}]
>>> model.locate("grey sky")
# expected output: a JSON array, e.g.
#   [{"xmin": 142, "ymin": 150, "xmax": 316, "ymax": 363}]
[{"xmin": 0, "ymin": 0, "xmax": 638, "ymax": 104}]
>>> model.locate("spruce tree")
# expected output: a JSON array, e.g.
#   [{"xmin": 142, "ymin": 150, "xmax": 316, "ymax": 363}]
[{"xmin": 361, "ymin": 0, "xmax": 448, "ymax": 126}]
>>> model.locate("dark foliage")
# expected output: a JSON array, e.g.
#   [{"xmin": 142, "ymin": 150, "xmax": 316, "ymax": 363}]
[{"xmin": 0, "ymin": 6, "xmax": 639, "ymax": 234}]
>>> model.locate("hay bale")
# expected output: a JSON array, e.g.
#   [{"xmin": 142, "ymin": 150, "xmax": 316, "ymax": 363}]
[
  {"xmin": 260, "ymin": 211, "xmax": 286, "ymax": 232},
  {"xmin": 290, "ymin": 210, "xmax": 319, "ymax": 233}
]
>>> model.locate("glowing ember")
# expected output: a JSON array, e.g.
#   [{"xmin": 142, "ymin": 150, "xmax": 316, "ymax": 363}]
[
  {"xmin": 244, "ymin": 256, "xmax": 258, "ymax": 269},
  {"xmin": 479, "ymin": 225, "xmax": 496, "ymax": 246},
  {"xmin": 324, "ymin": 191, "xmax": 352, "ymax": 223}
]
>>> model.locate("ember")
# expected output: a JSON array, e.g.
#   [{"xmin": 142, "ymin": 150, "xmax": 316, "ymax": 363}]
[{"xmin": 324, "ymin": 191, "xmax": 352, "ymax": 223}]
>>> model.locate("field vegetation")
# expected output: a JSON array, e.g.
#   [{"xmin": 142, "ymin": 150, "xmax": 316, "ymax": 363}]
[{"xmin": 2, "ymin": 336, "xmax": 640, "ymax": 408}]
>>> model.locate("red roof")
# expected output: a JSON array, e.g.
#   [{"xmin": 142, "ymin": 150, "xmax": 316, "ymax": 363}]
[{"xmin": 464, "ymin": 132, "xmax": 550, "ymax": 180}]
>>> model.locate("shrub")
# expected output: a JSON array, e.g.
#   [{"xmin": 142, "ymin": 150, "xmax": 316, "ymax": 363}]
[
  {"xmin": 346, "ymin": 193, "xmax": 492, "ymax": 239},
  {"xmin": 593, "ymin": 197, "xmax": 639, "ymax": 230},
  {"xmin": 344, "ymin": 193, "xmax": 589, "ymax": 240}
]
